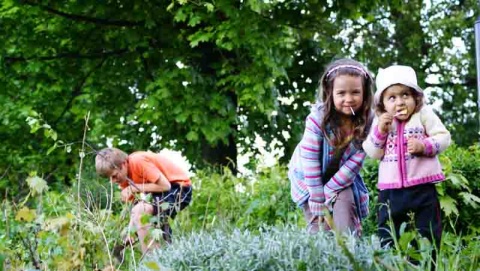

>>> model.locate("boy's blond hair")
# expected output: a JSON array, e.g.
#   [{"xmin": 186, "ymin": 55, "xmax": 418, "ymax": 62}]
[{"xmin": 95, "ymin": 148, "xmax": 128, "ymax": 177}]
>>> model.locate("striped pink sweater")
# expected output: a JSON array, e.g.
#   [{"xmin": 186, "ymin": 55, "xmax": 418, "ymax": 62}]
[{"xmin": 288, "ymin": 104, "xmax": 370, "ymax": 224}]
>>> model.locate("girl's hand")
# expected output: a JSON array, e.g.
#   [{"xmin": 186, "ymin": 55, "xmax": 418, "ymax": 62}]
[
  {"xmin": 378, "ymin": 113, "xmax": 393, "ymax": 134},
  {"xmin": 121, "ymin": 186, "xmax": 134, "ymax": 202},
  {"xmin": 307, "ymin": 216, "xmax": 324, "ymax": 234},
  {"xmin": 407, "ymin": 138, "xmax": 425, "ymax": 155}
]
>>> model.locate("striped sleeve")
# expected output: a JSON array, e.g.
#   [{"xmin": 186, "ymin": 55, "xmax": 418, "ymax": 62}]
[
  {"xmin": 298, "ymin": 112, "xmax": 328, "ymax": 216},
  {"xmin": 362, "ymin": 117, "xmax": 388, "ymax": 160},
  {"xmin": 324, "ymin": 150, "xmax": 366, "ymax": 209}
]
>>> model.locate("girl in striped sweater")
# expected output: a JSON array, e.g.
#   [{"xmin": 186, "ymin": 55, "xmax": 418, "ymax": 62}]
[{"xmin": 288, "ymin": 58, "xmax": 374, "ymax": 236}]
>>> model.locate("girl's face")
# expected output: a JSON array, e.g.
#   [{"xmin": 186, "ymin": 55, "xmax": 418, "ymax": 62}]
[
  {"xmin": 381, "ymin": 84, "xmax": 416, "ymax": 120},
  {"xmin": 332, "ymin": 75, "xmax": 364, "ymax": 116}
]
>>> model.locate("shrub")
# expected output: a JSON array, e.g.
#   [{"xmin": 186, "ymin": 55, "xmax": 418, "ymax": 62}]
[
  {"xmin": 140, "ymin": 225, "xmax": 480, "ymax": 271},
  {"xmin": 172, "ymin": 165, "xmax": 300, "ymax": 234}
]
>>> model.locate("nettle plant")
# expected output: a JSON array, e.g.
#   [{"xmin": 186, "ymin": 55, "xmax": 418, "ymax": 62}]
[
  {"xmin": 1, "ymin": 174, "xmax": 116, "ymax": 270},
  {"xmin": 437, "ymin": 144, "xmax": 480, "ymax": 233}
]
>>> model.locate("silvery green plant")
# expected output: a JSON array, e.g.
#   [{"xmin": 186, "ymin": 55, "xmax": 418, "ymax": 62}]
[{"xmin": 139, "ymin": 225, "xmax": 384, "ymax": 271}]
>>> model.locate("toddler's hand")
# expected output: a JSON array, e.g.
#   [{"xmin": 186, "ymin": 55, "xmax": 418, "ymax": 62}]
[
  {"xmin": 407, "ymin": 138, "xmax": 425, "ymax": 155},
  {"xmin": 378, "ymin": 113, "xmax": 393, "ymax": 134}
]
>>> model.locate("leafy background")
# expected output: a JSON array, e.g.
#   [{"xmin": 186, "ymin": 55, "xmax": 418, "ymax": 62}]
[{"xmin": 1, "ymin": 0, "xmax": 480, "ymax": 270}]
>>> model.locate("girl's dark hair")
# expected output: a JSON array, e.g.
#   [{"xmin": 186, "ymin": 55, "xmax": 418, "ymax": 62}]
[
  {"xmin": 376, "ymin": 85, "xmax": 424, "ymax": 115},
  {"xmin": 318, "ymin": 58, "xmax": 374, "ymax": 148}
]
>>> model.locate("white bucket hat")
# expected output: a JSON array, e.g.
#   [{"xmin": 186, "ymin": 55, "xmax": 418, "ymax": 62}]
[{"xmin": 374, "ymin": 65, "xmax": 424, "ymax": 106}]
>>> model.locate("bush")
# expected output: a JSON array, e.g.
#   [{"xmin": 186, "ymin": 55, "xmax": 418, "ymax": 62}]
[
  {"xmin": 140, "ymin": 225, "xmax": 480, "ymax": 271},
  {"xmin": 173, "ymin": 165, "xmax": 301, "ymax": 234},
  {"xmin": 141, "ymin": 226, "xmax": 382, "ymax": 271}
]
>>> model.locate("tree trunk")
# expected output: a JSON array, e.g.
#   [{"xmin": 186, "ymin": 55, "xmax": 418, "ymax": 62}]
[{"xmin": 201, "ymin": 131, "xmax": 237, "ymax": 175}]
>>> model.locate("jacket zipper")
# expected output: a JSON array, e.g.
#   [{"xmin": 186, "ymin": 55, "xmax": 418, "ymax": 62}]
[{"xmin": 396, "ymin": 121, "xmax": 406, "ymax": 187}]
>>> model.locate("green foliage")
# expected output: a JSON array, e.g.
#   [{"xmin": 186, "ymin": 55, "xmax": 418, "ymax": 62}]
[
  {"xmin": 141, "ymin": 226, "xmax": 382, "ymax": 271},
  {"xmin": 437, "ymin": 144, "xmax": 480, "ymax": 232},
  {"xmin": 140, "ymin": 225, "xmax": 480, "ymax": 271},
  {"xmin": 0, "ymin": 173, "xmax": 138, "ymax": 271},
  {"xmin": 2, "ymin": 0, "xmax": 478, "ymax": 194},
  {"xmin": 2, "ymin": 143, "xmax": 480, "ymax": 270},
  {"xmin": 173, "ymin": 165, "xmax": 300, "ymax": 233}
]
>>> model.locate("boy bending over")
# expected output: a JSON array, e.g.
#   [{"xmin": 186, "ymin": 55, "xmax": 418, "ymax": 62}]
[{"xmin": 95, "ymin": 148, "xmax": 192, "ymax": 254}]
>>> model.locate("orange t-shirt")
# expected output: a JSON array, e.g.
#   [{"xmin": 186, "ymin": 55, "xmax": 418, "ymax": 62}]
[{"xmin": 120, "ymin": 151, "xmax": 191, "ymax": 189}]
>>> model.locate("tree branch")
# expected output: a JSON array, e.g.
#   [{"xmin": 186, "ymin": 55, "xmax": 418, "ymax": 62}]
[
  {"xmin": 4, "ymin": 48, "xmax": 129, "ymax": 63},
  {"xmin": 52, "ymin": 58, "xmax": 107, "ymax": 126},
  {"xmin": 425, "ymin": 78, "xmax": 476, "ymax": 88},
  {"xmin": 19, "ymin": 233, "xmax": 41, "ymax": 269},
  {"xmin": 22, "ymin": 0, "xmax": 143, "ymax": 27}
]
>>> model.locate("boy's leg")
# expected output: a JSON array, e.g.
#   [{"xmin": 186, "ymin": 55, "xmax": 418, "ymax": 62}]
[
  {"xmin": 332, "ymin": 186, "xmax": 357, "ymax": 233},
  {"xmin": 152, "ymin": 184, "xmax": 192, "ymax": 242},
  {"xmin": 131, "ymin": 202, "xmax": 158, "ymax": 253}
]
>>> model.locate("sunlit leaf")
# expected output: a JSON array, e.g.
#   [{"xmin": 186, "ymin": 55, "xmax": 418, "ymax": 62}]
[
  {"xmin": 15, "ymin": 207, "xmax": 36, "ymax": 222},
  {"xmin": 144, "ymin": 261, "xmax": 161, "ymax": 270},
  {"xmin": 460, "ymin": 192, "xmax": 480, "ymax": 208},
  {"xmin": 439, "ymin": 196, "xmax": 459, "ymax": 217}
]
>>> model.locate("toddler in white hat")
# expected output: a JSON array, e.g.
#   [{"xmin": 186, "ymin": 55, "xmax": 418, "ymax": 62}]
[{"xmin": 362, "ymin": 64, "xmax": 451, "ymax": 255}]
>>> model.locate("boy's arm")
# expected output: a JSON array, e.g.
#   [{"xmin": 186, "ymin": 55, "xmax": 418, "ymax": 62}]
[
  {"xmin": 362, "ymin": 117, "xmax": 387, "ymax": 159},
  {"xmin": 130, "ymin": 161, "xmax": 172, "ymax": 193},
  {"xmin": 299, "ymin": 113, "xmax": 328, "ymax": 217},
  {"xmin": 420, "ymin": 106, "xmax": 451, "ymax": 156},
  {"xmin": 129, "ymin": 171, "xmax": 171, "ymax": 193}
]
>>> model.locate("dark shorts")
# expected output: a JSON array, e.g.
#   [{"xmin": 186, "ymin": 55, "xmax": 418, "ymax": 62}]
[{"xmin": 151, "ymin": 183, "xmax": 192, "ymax": 220}]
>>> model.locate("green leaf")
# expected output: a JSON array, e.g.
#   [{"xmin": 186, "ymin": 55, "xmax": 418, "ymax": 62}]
[
  {"xmin": 188, "ymin": 15, "xmax": 202, "ymax": 27},
  {"xmin": 204, "ymin": 3, "xmax": 214, "ymax": 12},
  {"xmin": 459, "ymin": 192, "xmax": 480, "ymax": 208},
  {"xmin": 15, "ymin": 207, "xmax": 36, "ymax": 222},
  {"xmin": 144, "ymin": 261, "xmax": 161, "ymax": 270},
  {"xmin": 47, "ymin": 142, "xmax": 57, "ymax": 155},
  {"xmin": 188, "ymin": 31, "xmax": 214, "ymax": 47},
  {"xmin": 446, "ymin": 173, "xmax": 470, "ymax": 191},
  {"xmin": 174, "ymin": 9, "xmax": 187, "ymax": 22},
  {"xmin": 140, "ymin": 214, "xmax": 150, "ymax": 225},
  {"xmin": 439, "ymin": 195, "xmax": 459, "ymax": 217},
  {"xmin": 166, "ymin": 2, "xmax": 174, "ymax": 11},
  {"xmin": 186, "ymin": 130, "xmax": 198, "ymax": 141},
  {"xmin": 398, "ymin": 231, "xmax": 416, "ymax": 252}
]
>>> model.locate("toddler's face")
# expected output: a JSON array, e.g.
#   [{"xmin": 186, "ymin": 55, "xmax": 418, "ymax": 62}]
[
  {"xmin": 381, "ymin": 84, "xmax": 416, "ymax": 120},
  {"xmin": 332, "ymin": 75, "xmax": 364, "ymax": 116}
]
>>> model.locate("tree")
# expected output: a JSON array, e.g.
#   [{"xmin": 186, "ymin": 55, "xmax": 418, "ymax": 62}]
[
  {"xmin": 1, "ymin": 0, "xmax": 478, "ymax": 196},
  {"xmin": 0, "ymin": 0, "xmax": 344, "ymax": 192}
]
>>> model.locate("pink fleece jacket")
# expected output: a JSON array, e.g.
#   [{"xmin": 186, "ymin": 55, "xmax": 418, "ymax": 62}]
[{"xmin": 362, "ymin": 106, "xmax": 451, "ymax": 190}]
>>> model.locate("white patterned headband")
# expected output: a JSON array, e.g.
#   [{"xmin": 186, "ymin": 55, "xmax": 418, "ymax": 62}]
[{"xmin": 325, "ymin": 64, "xmax": 368, "ymax": 78}]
